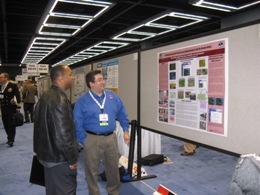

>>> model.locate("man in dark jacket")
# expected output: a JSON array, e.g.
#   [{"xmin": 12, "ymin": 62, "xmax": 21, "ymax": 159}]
[
  {"xmin": 0, "ymin": 73, "xmax": 21, "ymax": 147},
  {"xmin": 34, "ymin": 65, "xmax": 78, "ymax": 195}
]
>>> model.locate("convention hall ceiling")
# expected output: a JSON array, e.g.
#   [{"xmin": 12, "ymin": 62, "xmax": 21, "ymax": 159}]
[{"xmin": 0, "ymin": 0, "xmax": 259, "ymax": 67}]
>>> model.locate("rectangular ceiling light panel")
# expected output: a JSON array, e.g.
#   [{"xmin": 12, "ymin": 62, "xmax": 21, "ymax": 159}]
[
  {"xmin": 39, "ymin": 0, "xmax": 113, "ymax": 36},
  {"xmin": 192, "ymin": 0, "xmax": 260, "ymax": 12},
  {"xmin": 22, "ymin": 0, "xmax": 113, "ymax": 64},
  {"xmin": 53, "ymin": 41, "xmax": 129, "ymax": 66},
  {"xmin": 22, "ymin": 37, "xmax": 66, "ymax": 64},
  {"xmin": 113, "ymin": 12, "xmax": 208, "ymax": 42}
]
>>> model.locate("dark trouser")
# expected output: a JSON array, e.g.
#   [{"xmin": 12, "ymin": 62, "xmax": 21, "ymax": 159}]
[
  {"xmin": 44, "ymin": 163, "xmax": 77, "ymax": 195},
  {"xmin": 84, "ymin": 132, "xmax": 120, "ymax": 195},
  {"xmin": 23, "ymin": 102, "xmax": 34, "ymax": 122},
  {"xmin": 2, "ymin": 111, "xmax": 16, "ymax": 142}
]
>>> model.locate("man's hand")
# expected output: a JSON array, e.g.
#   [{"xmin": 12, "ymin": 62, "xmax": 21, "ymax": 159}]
[
  {"xmin": 16, "ymin": 108, "xmax": 20, "ymax": 112},
  {"xmin": 69, "ymin": 161, "xmax": 79, "ymax": 170},
  {"xmin": 123, "ymin": 131, "xmax": 130, "ymax": 145}
]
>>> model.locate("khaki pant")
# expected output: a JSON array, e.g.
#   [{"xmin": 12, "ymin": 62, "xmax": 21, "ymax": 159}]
[
  {"xmin": 84, "ymin": 132, "xmax": 120, "ymax": 195},
  {"xmin": 183, "ymin": 142, "xmax": 197, "ymax": 153}
]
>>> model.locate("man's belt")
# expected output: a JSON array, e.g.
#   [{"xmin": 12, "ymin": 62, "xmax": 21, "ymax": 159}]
[{"xmin": 86, "ymin": 130, "xmax": 113, "ymax": 136}]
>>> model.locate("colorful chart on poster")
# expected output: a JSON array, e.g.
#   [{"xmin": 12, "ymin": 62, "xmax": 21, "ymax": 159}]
[{"xmin": 158, "ymin": 39, "xmax": 228, "ymax": 135}]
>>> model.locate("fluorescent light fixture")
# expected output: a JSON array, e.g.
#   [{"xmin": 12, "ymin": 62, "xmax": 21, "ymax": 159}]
[
  {"xmin": 238, "ymin": 1, "xmax": 260, "ymax": 10},
  {"xmin": 52, "ymin": 41, "xmax": 129, "ymax": 66},
  {"xmin": 113, "ymin": 11, "xmax": 208, "ymax": 42},
  {"xmin": 49, "ymin": 12, "xmax": 93, "ymax": 20},
  {"xmin": 113, "ymin": 32, "xmax": 141, "ymax": 42},
  {"xmin": 86, "ymin": 49, "xmax": 108, "ymax": 53},
  {"xmin": 43, "ymin": 24, "xmax": 81, "ymax": 29},
  {"xmin": 192, "ymin": 0, "xmax": 236, "ymax": 12},
  {"xmin": 169, "ymin": 12, "xmax": 208, "ymax": 20},
  {"xmin": 191, "ymin": 0, "xmax": 260, "ymax": 12},
  {"xmin": 82, "ymin": 52, "xmax": 99, "ymax": 55},
  {"xmin": 28, "ymin": 50, "xmax": 50, "ymax": 53},
  {"xmin": 31, "ymin": 46, "xmax": 56, "ymax": 49},
  {"xmin": 38, "ymin": 0, "xmax": 113, "ymax": 36},
  {"xmin": 94, "ymin": 45, "xmax": 117, "ymax": 49},
  {"xmin": 38, "ymin": 30, "xmax": 72, "ymax": 37},
  {"xmin": 21, "ymin": 37, "xmax": 66, "ymax": 64},
  {"xmin": 192, "ymin": 0, "xmax": 260, "ymax": 12},
  {"xmin": 127, "ymin": 30, "xmax": 157, "ymax": 37},
  {"xmin": 22, "ymin": 0, "xmax": 114, "ymax": 64}
]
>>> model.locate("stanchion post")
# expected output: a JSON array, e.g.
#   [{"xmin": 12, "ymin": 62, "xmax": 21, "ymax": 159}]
[
  {"xmin": 127, "ymin": 120, "xmax": 137, "ymax": 179},
  {"xmin": 136, "ymin": 124, "xmax": 142, "ymax": 179}
]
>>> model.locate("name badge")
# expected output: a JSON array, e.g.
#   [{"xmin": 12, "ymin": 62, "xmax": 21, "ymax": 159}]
[
  {"xmin": 0, "ymin": 94, "xmax": 3, "ymax": 99},
  {"xmin": 99, "ymin": 113, "xmax": 108, "ymax": 126}
]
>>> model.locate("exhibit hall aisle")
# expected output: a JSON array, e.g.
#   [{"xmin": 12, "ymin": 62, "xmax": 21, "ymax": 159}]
[{"xmin": 0, "ymin": 120, "xmax": 238, "ymax": 195}]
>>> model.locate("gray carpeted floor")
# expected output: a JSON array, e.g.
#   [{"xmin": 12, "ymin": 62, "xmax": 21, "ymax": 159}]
[{"xmin": 0, "ymin": 120, "xmax": 238, "ymax": 195}]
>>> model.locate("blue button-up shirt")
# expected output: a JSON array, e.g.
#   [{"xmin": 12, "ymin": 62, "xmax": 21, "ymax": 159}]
[{"xmin": 73, "ymin": 90, "xmax": 129, "ymax": 145}]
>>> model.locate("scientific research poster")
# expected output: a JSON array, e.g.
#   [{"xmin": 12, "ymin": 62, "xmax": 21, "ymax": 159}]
[
  {"xmin": 97, "ymin": 59, "xmax": 119, "ymax": 94},
  {"xmin": 158, "ymin": 39, "xmax": 228, "ymax": 136},
  {"xmin": 72, "ymin": 65, "xmax": 92, "ymax": 103}
]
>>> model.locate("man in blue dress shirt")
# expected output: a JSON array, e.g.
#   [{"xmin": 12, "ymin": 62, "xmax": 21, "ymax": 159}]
[{"xmin": 74, "ymin": 70, "xmax": 130, "ymax": 195}]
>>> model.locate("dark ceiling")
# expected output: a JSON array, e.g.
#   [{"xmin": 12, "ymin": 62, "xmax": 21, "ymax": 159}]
[{"xmin": 0, "ymin": 0, "xmax": 260, "ymax": 68}]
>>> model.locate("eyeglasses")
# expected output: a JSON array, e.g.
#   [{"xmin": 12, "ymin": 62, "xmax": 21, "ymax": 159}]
[{"xmin": 94, "ymin": 78, "xmax": 105, "ymax": 82}]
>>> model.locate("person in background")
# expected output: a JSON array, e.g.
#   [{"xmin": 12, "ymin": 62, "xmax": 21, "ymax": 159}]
[
  {"xmin": 34, "ymin": 65, "xmax": 78, "ymax": 195},
  {"xmin": 180, "ymin": 141, "xmax": 197, "ymax": 156},
  {"xmin": 0, "ymin": 73, "xmax": 21, "ymax": 147},
  {"xmin": 22, "ymin": 79, "xmax": 37, "ymax": 123},
  {"xmin": 74, "ymin": 70, "xmax": 130, "ymax": 195},
  {"xmin": 17, "ymin": 81, "xmax": 23, "ymax": 102}
]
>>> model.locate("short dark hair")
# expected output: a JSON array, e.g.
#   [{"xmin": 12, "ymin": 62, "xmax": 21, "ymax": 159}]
[
  {"xmin": 50, "ymin": 65, "xmax": 66, "ymax": 82},
  {"xmin": 85, "ymin": 70, "xmax": 102, "ymax": 89},
  {"xmin": 2, "ymin": 73, "xmax": 9, "ymax": 80}
]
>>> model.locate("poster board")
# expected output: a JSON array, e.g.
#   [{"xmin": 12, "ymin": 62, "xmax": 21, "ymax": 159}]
[{"xmin": 140, "ymin": 24, "xmax": 260, "ymax": 154}]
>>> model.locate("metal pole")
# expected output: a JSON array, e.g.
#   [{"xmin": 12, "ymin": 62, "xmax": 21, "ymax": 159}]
[{"xmin": 127, "ymin": 120, "xmax": 137, "ymax": 179}]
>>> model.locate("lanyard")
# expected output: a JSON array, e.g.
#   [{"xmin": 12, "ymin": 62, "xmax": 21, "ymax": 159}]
[
  {"xmin": 1, "ymin": 82, "xmax": 8, "ymax": 93},
  {"xmin": 89, "ymin": 90, "xmax": 106, "ymax": 113}
]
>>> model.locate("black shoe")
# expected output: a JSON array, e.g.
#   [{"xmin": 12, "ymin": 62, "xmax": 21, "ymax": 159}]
[
  {"xmin": 6, "ymin": 141, "xmax": 10, "ymax": 144},
  {"xmin": 8, "ymin": 142, "xmax": 13, "ymax": 147},
  {"xmin": 24, "ymin": 121, "xmax": 29, "ymax": 123}
]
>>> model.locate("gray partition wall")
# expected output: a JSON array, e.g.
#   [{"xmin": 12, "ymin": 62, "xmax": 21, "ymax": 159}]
[
  {"xmin": 140, "ymin": 24, "xmax": 260, "ymax": 155},
  {"xmin": 93, "ymin": 53, "xmax": 138, "ymax": 121}
]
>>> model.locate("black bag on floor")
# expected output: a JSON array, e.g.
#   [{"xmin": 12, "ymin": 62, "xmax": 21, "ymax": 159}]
[
  {"xmin": 141, "ymin": 154, "xmax": 165, "ymax": 166},
  {"xmin": 29, "ymin": 155, "xmax": 45, "ymax": 186}
]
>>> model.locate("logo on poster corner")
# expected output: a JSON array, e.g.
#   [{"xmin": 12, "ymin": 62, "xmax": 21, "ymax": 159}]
[{"xmin": 218, "ymin": 41, "xmax": 223, "ymax": 47}]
